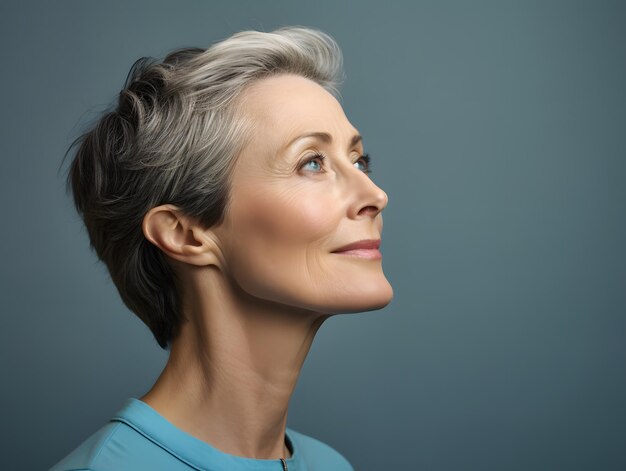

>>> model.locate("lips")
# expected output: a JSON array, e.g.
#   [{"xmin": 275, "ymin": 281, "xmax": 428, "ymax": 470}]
[{"xmin": 331, "ymin": 239, "xmax": 381, "ymax": 253}]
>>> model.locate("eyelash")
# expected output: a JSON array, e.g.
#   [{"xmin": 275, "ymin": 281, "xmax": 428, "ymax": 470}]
[{"xmin": 299, "ymin": 152, "xmax": 372, "ymax": 174}]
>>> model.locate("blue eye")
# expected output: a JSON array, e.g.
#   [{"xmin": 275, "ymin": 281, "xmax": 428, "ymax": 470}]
[
  {"xmin": 299, "ymin": 152, "xmax": 372, "ymax": 174},
  {"xmin": 355, "ymin": 153, "xmax": 372, "ymax": 174},
  {"xmin": 300, "ymin": 153, "xmax": 326, "ymax": 172}
]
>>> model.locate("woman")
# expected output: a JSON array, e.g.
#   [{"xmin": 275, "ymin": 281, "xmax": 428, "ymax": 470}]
[{"xmin": 52, "ymin": 26, "xmax": 393, "ymax": 471}]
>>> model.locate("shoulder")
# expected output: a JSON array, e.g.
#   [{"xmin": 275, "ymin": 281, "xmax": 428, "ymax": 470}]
[
  {"xmin": 50, "ymin": 421, "xmax": 123, "ymax": 471},
  {"xmin": 287, "ymin": 427, "xmax": 354, "ymax": 471},
  {"xmin": 49, "ymin": 421, "xmax": 188, "ymax": 471}
]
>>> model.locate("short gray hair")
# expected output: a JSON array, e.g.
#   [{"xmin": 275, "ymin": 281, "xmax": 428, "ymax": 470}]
[{"xmin": 64, "ymin": 26, "xmax": 345, "ymax": 349}]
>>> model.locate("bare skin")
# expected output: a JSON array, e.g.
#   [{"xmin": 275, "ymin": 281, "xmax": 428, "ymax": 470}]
[{"xmin": 140, "ymin": 73, "xmax": 393, "ymax": 460}]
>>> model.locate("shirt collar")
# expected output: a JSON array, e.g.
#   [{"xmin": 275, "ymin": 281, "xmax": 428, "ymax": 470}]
[{"xmin": 111, "ymin": 397, "xmax": 305, "ymax": 471}]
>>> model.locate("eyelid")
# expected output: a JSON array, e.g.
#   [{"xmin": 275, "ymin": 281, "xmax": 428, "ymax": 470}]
[
  {"xmin": 298, "ymin": 151, "xmax": 327, "ymax": 172},
  {"xmin": 297, "ymin": 151, "xmax": 372, "ymax": 174},
  {"xmin": 356, "ymin": 153, "xmax": 372, "ymax": 174}
]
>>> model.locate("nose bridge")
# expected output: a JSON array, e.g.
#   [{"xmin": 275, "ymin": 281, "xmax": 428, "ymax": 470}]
[{"xmin": 341, "ymin": 162, "xmax": 388, "ymax": 218}]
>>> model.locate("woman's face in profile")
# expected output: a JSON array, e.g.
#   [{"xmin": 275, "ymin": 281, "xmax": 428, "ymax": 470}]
[{"xmin": 212, "ymin": 73, "xmax": 393, "ymax": 314}]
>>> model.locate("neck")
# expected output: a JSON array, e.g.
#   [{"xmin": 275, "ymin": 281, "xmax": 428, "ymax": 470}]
[{"xmin": 140, "ymin": 266, "xmax": 329, "ymax": 460}]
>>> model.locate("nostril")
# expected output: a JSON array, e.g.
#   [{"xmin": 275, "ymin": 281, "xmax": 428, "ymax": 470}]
[{"xmin": 358, "ymin": 205, "xmax": 381, "ymax": 216}]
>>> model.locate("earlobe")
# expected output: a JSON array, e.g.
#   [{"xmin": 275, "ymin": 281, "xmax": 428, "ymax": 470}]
[{"xmin": 142, "ymin": 204, "xmax": 221, "ymax": 267}]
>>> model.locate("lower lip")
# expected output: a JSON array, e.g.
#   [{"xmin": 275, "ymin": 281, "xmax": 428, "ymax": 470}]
[{"xmin": 332, "ymin": 249, "xmax": 382, "ymax": 260}]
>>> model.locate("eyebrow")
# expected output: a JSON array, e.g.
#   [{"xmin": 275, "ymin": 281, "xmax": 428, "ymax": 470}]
[{"xmin": 284, "ymin": 132, "xmax": 363, "ymax": 152}]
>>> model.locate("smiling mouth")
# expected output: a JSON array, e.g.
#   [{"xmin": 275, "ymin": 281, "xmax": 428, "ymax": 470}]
[{"xmin": 331, "ymin": 241, "xmax": 382, "ymax": 259}]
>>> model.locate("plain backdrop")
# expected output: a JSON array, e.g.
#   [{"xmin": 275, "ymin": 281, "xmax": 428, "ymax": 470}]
[{"xmin": 1, "ymin": 1, "xmax": 625, "ymax": 470}]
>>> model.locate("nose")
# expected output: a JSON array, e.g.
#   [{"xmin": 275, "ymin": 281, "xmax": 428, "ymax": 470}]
[{"xmin": 348, "ymin": 171, "xmax": 389, "ymax": 219}]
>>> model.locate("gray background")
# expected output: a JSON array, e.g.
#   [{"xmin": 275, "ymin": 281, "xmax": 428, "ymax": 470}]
[{"xmin": 1, "ymin": 1, "xmax": 625, "ymax": 470}]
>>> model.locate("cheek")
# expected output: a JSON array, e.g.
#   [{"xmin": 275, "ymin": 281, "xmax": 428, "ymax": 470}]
[
  {"xmin": 223, "ymin": 184, "xmax": 339, "ymax": 299},
  {"xmin": 281, "ymin": 204, "xmax": 332, "ymax": 246},
  {"xmin": 239, "ymin": 183, "xmax": 335, "ymax": 246}
]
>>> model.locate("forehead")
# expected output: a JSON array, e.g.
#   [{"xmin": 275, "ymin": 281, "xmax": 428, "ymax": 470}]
[{"xmin": 239, "ymin": 74, "xmax": 357, "ymax": 151}]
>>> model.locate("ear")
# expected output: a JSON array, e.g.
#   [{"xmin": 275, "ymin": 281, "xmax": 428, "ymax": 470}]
[{"xmin": 142, "ymin": 204, "xmax": 222, "ymax": 267}]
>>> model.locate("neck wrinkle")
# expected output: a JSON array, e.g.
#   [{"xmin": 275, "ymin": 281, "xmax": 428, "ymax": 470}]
[{"xmin": 141, "ymin": 265, "xmax": 329, "ymax": 460}]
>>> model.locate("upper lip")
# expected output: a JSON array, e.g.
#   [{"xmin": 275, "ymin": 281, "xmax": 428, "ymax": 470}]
[{"xmin": 331, "ymin": 238, "xmax": 381, "ymax": 252}]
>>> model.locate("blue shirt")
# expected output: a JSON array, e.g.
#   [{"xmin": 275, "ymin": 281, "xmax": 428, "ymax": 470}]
[{"xmin": 50, "ymin": 398, "xmax": 353, "ymax": 471}]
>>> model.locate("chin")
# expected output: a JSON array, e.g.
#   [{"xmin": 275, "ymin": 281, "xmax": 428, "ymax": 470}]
[{"xmin": 319, "ymin": 278, "xmax": 394, "ymax": 315}]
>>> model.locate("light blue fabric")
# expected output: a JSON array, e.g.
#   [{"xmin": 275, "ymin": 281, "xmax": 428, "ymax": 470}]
[{"xmin": 50, "ymin": 398, "xmax": 353, "ymax": 471}]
